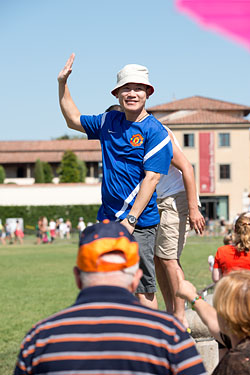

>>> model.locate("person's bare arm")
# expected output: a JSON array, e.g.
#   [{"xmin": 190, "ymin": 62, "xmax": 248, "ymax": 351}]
[
  {"xmin": 120, "ymin": 170, "xmax": 160, "ymax": 234},
  {"xmin": 212, "ymin": 267, "xmax": 222, "ymax": 283},
  {"xmin": 176, "ymin": 270, "xmax": 222, "ymax": 343},
  {"xmin": 169, "ymin": 132, "xmax": 205, "ymax": 234},
  {"xmin": 58, "ymin": 53, "xmax": 85, "ymax": 133}
]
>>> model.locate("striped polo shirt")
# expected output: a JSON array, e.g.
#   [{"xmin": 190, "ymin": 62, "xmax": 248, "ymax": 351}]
[
  {"xmin": 14, "ymin": 286, "xmax": 206, "ymax": 375},
  {"xmin": 80, "ymin": 111, "xmax": 173, "ymax": 227}
]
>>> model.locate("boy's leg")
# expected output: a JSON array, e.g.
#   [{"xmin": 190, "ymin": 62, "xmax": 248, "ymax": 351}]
[{"xmin": 133, "ymin": 225, "xmax": 158, "ymax": 309}]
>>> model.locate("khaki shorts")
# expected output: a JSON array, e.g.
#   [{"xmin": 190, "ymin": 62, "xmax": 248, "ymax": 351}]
[{"xmin": 155, "ymin": 191, "xmax": 190, "ymax": 260}]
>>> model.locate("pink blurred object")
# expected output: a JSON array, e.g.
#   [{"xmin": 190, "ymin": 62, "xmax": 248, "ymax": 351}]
[{"xmin": 176, "ymin": 0, "xmax": 250, "ymax": 50}]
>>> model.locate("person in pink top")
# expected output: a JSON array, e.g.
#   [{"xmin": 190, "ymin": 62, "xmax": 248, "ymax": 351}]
[
  {"xmin": 213, "ymin": 212, "xmax": 250, "ymax": 282},
  {"xmin": 14, "ymin": 220, "xmax": 24, "ymax": 245}
]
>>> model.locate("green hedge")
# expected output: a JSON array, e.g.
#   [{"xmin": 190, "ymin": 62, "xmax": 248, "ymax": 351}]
[{"xmin": 0, "ymin": 205, "xmax": 100, "ymax": 232}]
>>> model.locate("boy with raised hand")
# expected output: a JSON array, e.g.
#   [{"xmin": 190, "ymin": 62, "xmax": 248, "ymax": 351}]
[{"xmin": 58, "ymin": 54, "xmax": 173, "ymax": 308}]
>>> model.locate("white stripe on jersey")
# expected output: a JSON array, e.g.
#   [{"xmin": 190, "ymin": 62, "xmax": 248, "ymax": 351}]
[
  {"xmin": 115, "ymin": 182, "xmax": 142, "ymax": 218},
  {"xmin": 143, "ymin": 135, "xmax": 171, "ymax": 163},
  {"xmin": 101, "ymin": 112, "xmax": 107, "ymax": 128},
  {"xmin": 115, "ymin": 134, "xmax": 171, "ymax": 218}
]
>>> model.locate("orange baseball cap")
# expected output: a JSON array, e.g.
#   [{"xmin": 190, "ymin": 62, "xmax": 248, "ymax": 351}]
[{"xmin": 77, "ymin": 220, "xmax": 139, "ymax": 272}]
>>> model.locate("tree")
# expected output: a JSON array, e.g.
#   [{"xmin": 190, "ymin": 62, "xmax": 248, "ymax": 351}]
[
  {"xmin": 34, "ymin": 159, "xmax": 44, "ymax": 183},
  {"xmin": 77, "ymin": 159, "xmax": 87, "ymax": 182},
  {"xmin": 54, "ymin": 134, "xmax": 87, "ymax": 140},
  {"xmin": 42, "ymin": 162, "xmax": 53, "ymax": 183},
  {"xmin": 55, "ymin": 134, "xmax": 70, "ymax": 140},
  {"xmin": 57, "ymin": 150, "xmax": 80, "ymax": 183},
  {"xmin": 0, "ymin": 165, "xmax": 5, "ymax": 183}
]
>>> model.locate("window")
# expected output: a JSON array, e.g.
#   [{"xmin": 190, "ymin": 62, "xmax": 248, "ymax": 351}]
[
  {"xmin": 183, "ymin": 134, "xmax": 194, "ymax": 147},
  {"xmin": 219, "ymin": 164, "xmax": 230, "ymax": 179},
  {"xmin": 219, "ymin": 133, "xmax": 230, "ymax": 147}
]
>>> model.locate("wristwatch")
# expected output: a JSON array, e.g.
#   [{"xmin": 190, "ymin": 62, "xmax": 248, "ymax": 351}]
[{"xmin": 126, "ymin": 214, "xmax": 138, "ymax": 227}]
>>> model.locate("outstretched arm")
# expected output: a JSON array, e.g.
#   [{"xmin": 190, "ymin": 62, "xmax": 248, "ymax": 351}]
[
  {"xmin": 176, "ymin": 270, "xmax": 222, "ymax": 343},
  {"xmin": 169, "ymin": 132, "xmax": 205, "ymax": 234},
  {"xmin": 58, "ymin": 53, "xmax": 84, "ymax": 133}
]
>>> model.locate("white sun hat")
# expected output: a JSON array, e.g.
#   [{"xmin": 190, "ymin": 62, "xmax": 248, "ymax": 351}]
[{"xmin": 111, "ymin": 64, "xmax": 154, "ymax": 96}]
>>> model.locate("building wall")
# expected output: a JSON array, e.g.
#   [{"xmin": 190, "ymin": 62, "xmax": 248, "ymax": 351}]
[
  {"xmin": 169, "ymin": 126, "xmax": 250, "ymax": 222},
  {"xmin": 0, "ymin": 183, "xmax": 102, "ymax": 206}
]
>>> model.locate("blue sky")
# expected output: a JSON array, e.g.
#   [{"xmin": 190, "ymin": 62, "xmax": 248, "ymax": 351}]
[{"xmin": 1, "ymin": 0, "xmax": 250, "ymax": 141}]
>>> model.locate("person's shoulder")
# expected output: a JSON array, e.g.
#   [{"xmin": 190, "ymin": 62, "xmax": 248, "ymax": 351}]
[
  {"xmin": 106, "ymin": 110, "xmax": 124, "ymax": 121},
  {"xmin": 145, "ymin": 114, "xmax": 166, "ymax": 128},
  {"xmin": 217, "ymin": 244, "xmax": 233, "ymax": 252},
  {"xmin": 144, "ymin": 115, "xmax": 169, "ymax": 138}
]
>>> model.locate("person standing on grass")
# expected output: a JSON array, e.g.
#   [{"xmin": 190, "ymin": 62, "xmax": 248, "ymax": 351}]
[
  {"xmin": 65, "ymin": 218, "xmax": 72, "ymax": 239},
  {"xmin": 49, "ymin": 218, "xmax": 56, "ymax": 242},
  {"xmin": 14, "ymin": 220, "xmax": 24, "ymax": 245},
  {"xmin": 154, "ymin": 127, "xmax": 205, "ymax": 328},
  {"xmin": 0, "ymin": 219, "xmax": 6, "ymax": 245},
  {"xmin": 14, "ymin": 221, "xmax": 206, "ymax": 375},
  {"xmin": 77, "ymin": 216, "xmax": 86, "ymax": 236},
  {"xmin": 58, "ymin": 54, "xmax": 173, "ymax": 308},
  {"xmin": 36, "ymin": 217, "xmax": 43, "ymax": 245}
]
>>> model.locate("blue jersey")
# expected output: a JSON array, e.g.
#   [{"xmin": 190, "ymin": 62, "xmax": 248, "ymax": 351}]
[{"xmin": 80, "ymin": 111, "xmax": 173, "ymax": 227}]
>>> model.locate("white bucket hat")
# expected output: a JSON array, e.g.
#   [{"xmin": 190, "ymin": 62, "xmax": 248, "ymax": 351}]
[{"xmin": 111, "ymin": 64, "xmax": 154, "ymax": 96}]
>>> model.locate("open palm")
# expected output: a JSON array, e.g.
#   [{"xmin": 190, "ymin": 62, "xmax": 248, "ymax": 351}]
[{"xmin": 58, "ymin": 53, "xmax": 75, "ymax": 83}]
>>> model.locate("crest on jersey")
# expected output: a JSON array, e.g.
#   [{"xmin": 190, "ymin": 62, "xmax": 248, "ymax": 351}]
[{"xmin": 130, "ymin": 133, "xmax": 144, "ymax": 147}]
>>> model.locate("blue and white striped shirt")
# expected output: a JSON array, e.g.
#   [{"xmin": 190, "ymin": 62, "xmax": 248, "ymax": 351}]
[{"xmin": 14, "ymin": 286, "xmax": 206, "ymax": 375}]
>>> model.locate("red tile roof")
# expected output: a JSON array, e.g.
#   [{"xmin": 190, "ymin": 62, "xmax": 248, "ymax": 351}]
[
  {"xmin": 0, "ymin": 139, "xmax": 100, "ymax": 152},
  {"xmin": 148, "ymin": 96, "xmax": 250, "ymax": 115},
  {"xmin": 0, "ymin": 139, "xmax": 102, "ymax": 164},
  {"xmin": 160, "ymin": 110, "xmax": 250, "ymax": 125}
]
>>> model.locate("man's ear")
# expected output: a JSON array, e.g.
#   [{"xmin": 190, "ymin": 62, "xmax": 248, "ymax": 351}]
[
  {"xmin": 146, "ymin": 86, "xmax": 153, "ymax": 99},
  {"xmin": 130, "ymin": 268, "xmax": 143, "ymax": 293},
  {"xmin": 73, "ymin": 266, "xmax": 83, "ymax": 290}
]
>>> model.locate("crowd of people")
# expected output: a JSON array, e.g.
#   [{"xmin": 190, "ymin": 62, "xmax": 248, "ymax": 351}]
[
  {"xmin": 36, "ymin": 216, "xmax": 90, "ymax": 244},
  {"xmin": 0, "ymin": 216, "xmax": 91, "ymax": 245},
  {"xmin": 0, "ymin": 219, "xmax": 24, "ymax": 245},
  {"xmin": 36, "ymin": 216, "xmax": 73, "ymax": 243},
  {"xmin": 10, "ymin": 58, "xmax": 250, "ymax": 374},
  {"xmin": 0, "ymin": 216, "xmax": 93, "ymax": 245}
]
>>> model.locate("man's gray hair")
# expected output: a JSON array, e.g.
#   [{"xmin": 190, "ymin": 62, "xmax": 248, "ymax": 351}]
[{"xmin": 79, "ymin": 252, "xmax": 139, "ymax": 288}]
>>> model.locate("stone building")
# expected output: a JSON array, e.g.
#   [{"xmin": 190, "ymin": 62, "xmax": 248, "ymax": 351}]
[
  {"xmin": 0, "ymin": 139, "xmax": 102, "ymax": 184},
  {"xmin": 148, "ymin": 95, "xmax": 250, "ymax": 222}
]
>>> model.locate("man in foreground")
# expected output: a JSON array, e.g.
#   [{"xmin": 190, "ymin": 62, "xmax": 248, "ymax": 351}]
[{"xmin": 14, "ymin": 221, "xmax": 206, "ymax": 375}]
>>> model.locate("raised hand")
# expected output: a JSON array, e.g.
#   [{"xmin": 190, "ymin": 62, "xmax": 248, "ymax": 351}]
[{"xmin": 58, "ymin": 53, "xmax": 75, "ymax": 83}]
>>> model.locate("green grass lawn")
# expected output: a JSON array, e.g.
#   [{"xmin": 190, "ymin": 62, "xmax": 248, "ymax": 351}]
[{"xmin": 0, "ymin": 233, "xmax": 223, "ymax": 374}]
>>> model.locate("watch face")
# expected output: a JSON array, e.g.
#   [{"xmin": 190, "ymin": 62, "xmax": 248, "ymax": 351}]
[{"xmin": 128, "ymin": 215, "xmax": 136, "ymax": 224}]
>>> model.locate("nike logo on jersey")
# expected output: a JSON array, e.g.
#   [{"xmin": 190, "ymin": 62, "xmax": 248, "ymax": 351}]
[{"xmin": 108, "ymin": 129, "xmax": 116, "ymax": 133}]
